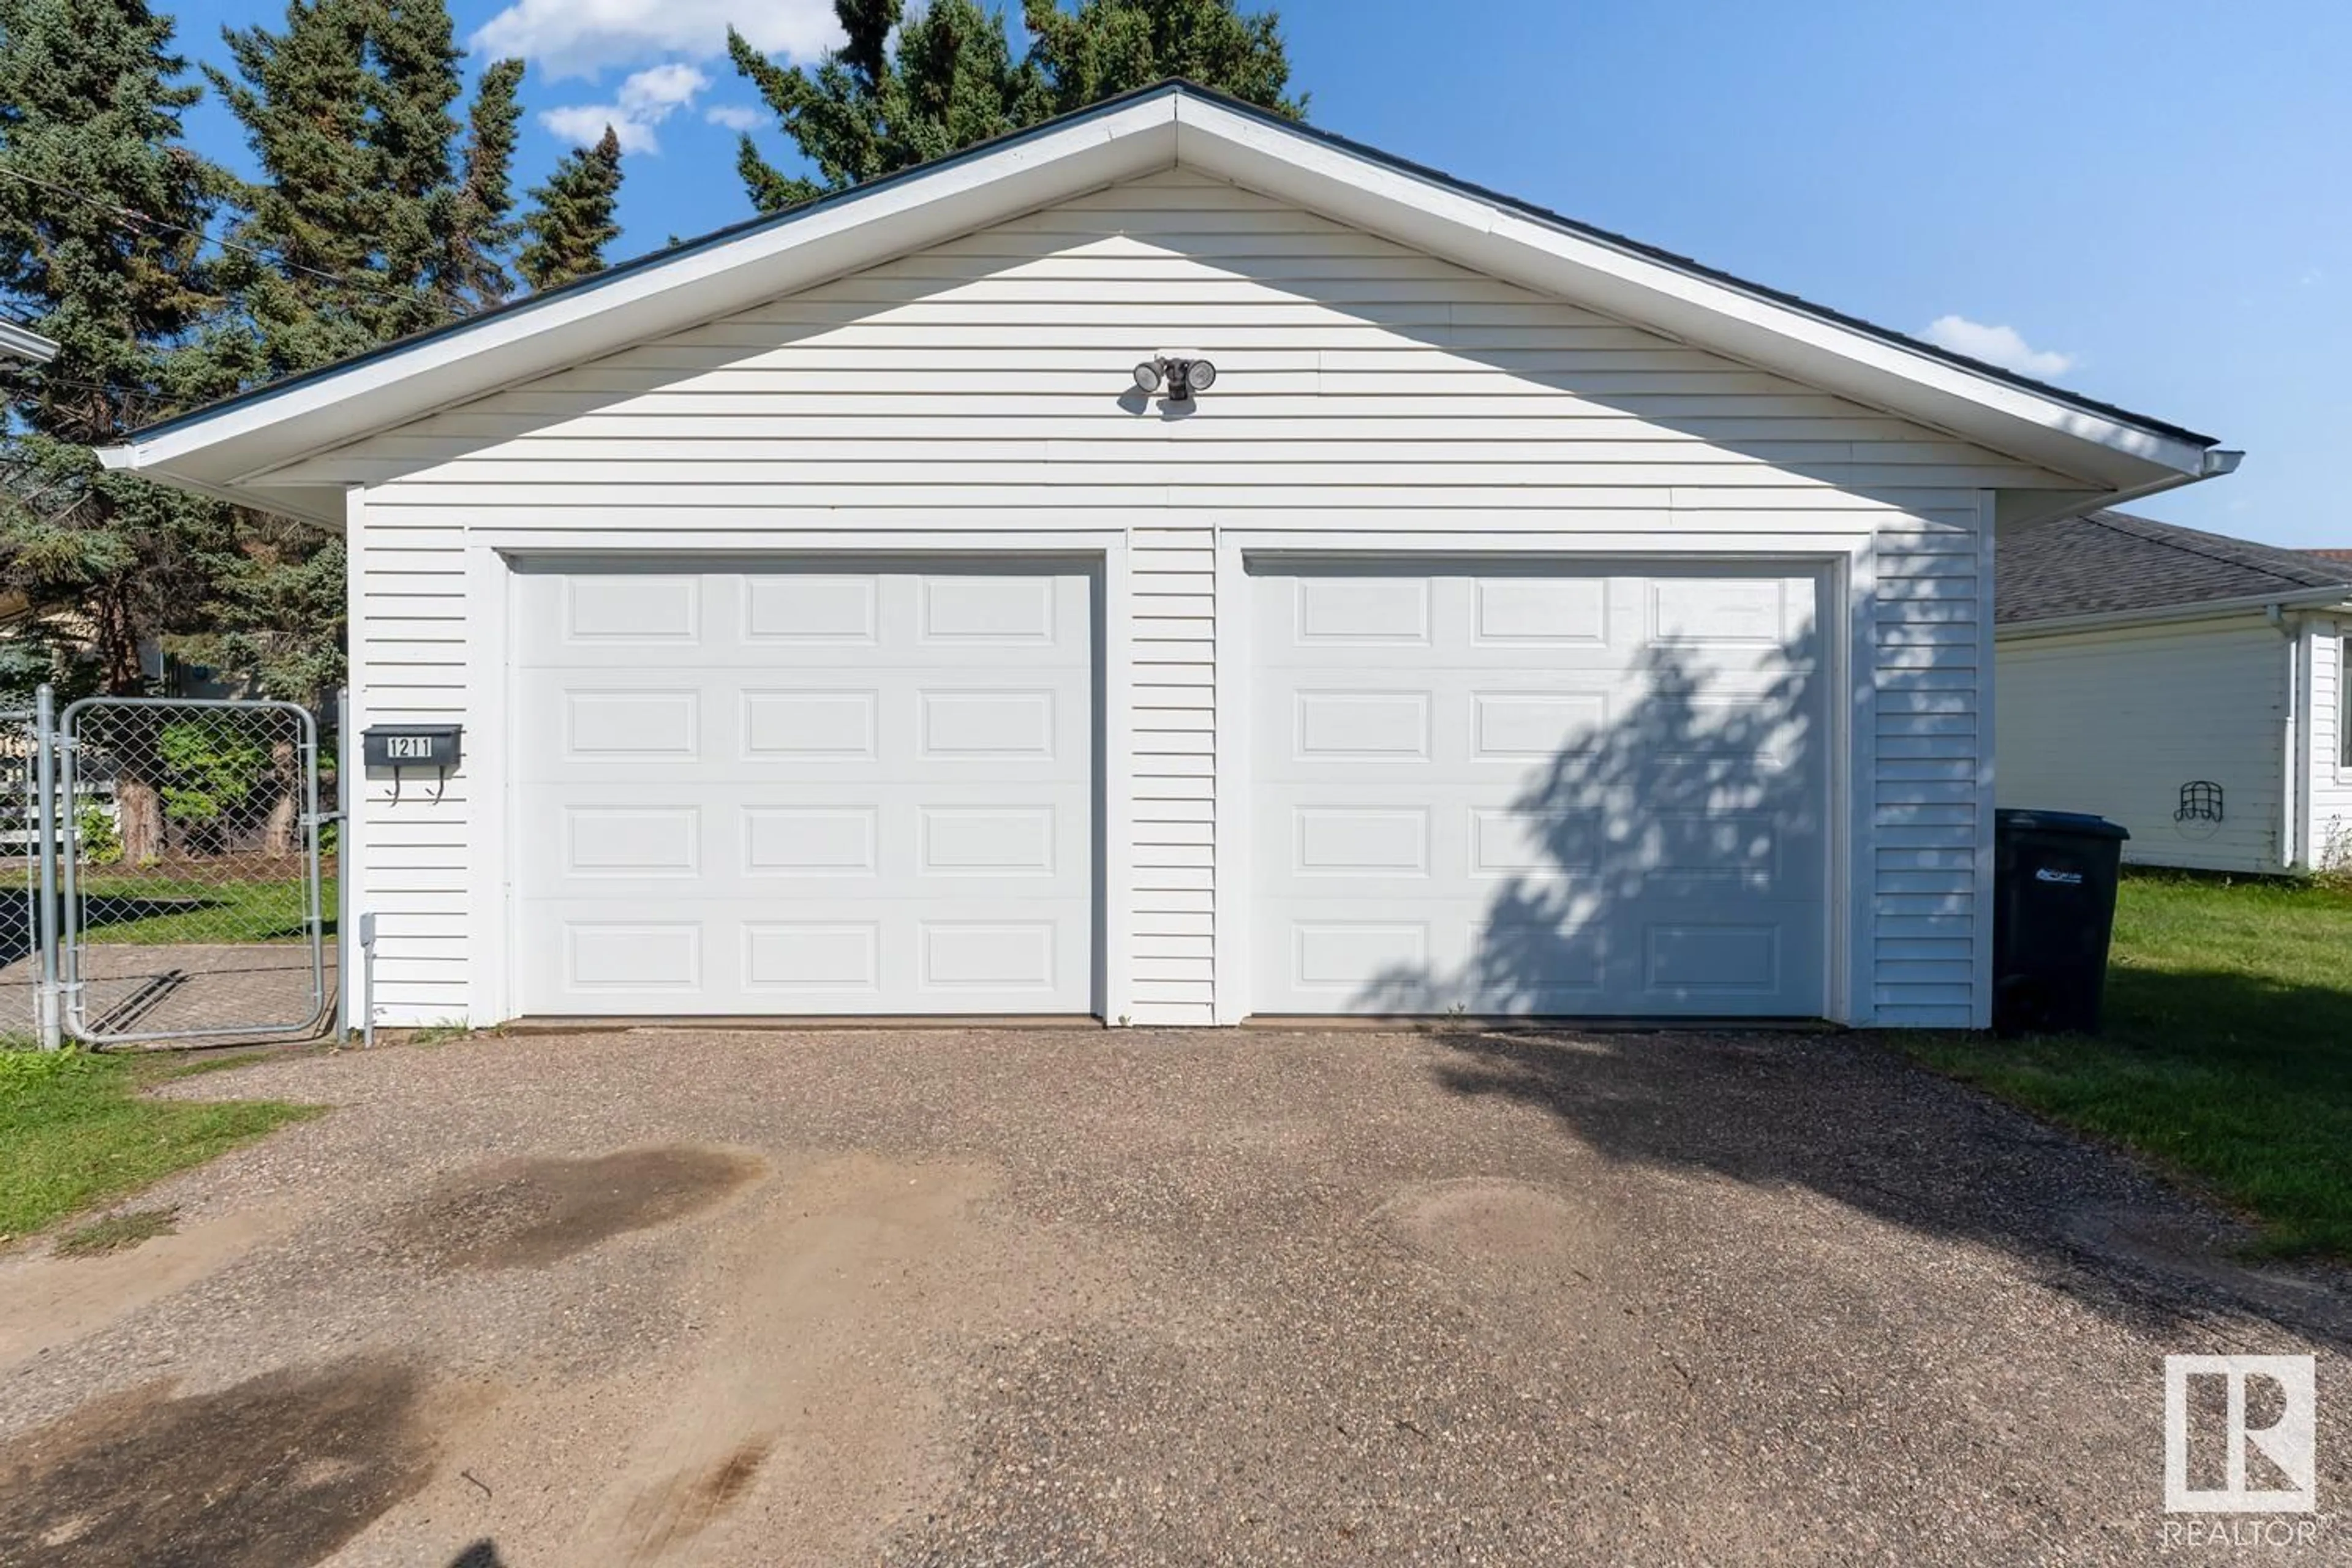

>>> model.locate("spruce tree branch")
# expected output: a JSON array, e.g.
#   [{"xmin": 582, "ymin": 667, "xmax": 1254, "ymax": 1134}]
[{"xmin": 0, "ymin": 162, "xmax": 401, "ymax": 306}]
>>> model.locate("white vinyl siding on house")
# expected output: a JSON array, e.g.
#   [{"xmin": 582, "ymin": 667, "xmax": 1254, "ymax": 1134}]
[
  {"xmin": 312, "ymin": 171, "xmax": 2048, "ymax": 1027},
  {"xmin": 1995, "ymin": 618, "xmax": 2288, "ymax": 873}
]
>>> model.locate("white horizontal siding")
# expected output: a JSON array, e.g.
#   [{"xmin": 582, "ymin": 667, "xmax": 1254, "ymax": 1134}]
[
  {"xmin": 1871, "ymin": 513, "xmax": 1990, "ymax": 1027},
  {"xmin": 1129, "ymin": 524, "xmax": 1218, "ymax": 1022},
  {"xmin": 1995, "ymin": 617, "xmax": 2286, "ymax": 874},
  {"xmin": 325, "ymin": 168, "xmax": 2040, "ymax": 1027}
]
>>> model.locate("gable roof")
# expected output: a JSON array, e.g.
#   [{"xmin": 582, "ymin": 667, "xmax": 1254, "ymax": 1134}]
[
  {"xmin": 98, "ymin": 80, "xmax": 2236, "ymax": 526},
  {"xmin": 1997, "ymin": 511, "xmax": 2352, "ymax": 627}
]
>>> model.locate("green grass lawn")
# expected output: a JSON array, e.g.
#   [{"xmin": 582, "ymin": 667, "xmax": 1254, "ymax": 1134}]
[
  {"xmin": 77, "ymin": 875, "xmax": 336, "ymax": 946},
  {"xmin": 1904, "ymin": 870, "xmax": 2352, "ymax": 1259},
  {"xmin": 0, "ymin": 1049, "xmax": 320, "ymax": 1240}
]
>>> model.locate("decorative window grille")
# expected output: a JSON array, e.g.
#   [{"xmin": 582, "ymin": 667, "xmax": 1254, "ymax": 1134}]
[{"xmin": 2176, "ymin": 781, "xmax": 2224, "ymax": 824}]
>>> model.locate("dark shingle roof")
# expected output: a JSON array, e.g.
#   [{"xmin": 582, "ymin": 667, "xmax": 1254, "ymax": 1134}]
[{"xmin": 1997, "ymin": 511, "xmax": 2352, "ymax": 625}]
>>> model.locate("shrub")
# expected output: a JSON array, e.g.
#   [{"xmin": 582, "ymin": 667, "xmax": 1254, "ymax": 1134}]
[
  {"xmin": 75, "ymin": 801, "xmax": 121, "ymax": 865},
  {"xmin": 154, "ymin": 722, "xmax": 270, "ymax": 831},
  {"xmin": 2317, "ymin": 818, "xmax": 2352, "ymax": 892}
]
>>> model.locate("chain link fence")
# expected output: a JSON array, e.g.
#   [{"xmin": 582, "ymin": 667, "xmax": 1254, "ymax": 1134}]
[
  {"xmin": 0, "ymin": 709, "xmax": 40, "ymax": 1044},
  {"xmin": 56, "ymin": 697, "xmax": 331, "ymax": 1047}
]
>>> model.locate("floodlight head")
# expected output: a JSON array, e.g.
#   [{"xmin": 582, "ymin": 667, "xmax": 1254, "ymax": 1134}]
[{"xmin": 1140, "ymin": 351, "xmax": 1217, "ymax": 401}]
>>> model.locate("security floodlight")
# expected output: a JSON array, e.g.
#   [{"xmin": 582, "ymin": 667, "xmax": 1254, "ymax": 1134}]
[{"xmin": 1136, "ymin": 351, "xmax": 1218, "ymax": 401}]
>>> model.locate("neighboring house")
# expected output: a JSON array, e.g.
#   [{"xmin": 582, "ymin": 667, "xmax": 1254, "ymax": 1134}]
[
  {"xmin": 99, "ymin": 83, "xmax": 2233, "ymax": 1031},
  {"xmin": 1997, "ymin": 511, "xmax": 2352, "ymax": 874}
]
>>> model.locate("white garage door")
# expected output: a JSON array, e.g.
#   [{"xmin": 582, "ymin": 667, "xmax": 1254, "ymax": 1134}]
[
  {"xmin": 1251, "ymin": 562, "xmax": 1828, "ymax": 1017},
  {"xmin": 514, "ymin": 560, "xmax": 1095, "ymax": 1015}
]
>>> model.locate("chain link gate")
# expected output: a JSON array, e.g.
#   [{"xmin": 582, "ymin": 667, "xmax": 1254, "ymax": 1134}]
[{"xmin": 20, "ymin": 694, "xmax": 333, "ymax": 1047}]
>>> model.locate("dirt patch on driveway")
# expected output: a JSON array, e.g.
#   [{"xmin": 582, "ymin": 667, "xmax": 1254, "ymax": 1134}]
[
  {"xmin": 1374, "ymin": 1174, "xmax": 1609, "ymax": 1275},
  {"xmin": 0, "ymin": 1359, "xmax": 437, "ymax": 1568},
  {"xmin": 535, "ymin": 1153, "xmax": 1107, "ymax": 1568},
  {"xmin": 396, "ymin": 1145, "xmax": 764, "ymax": 1272},
  {"xmin": 0, "ymin": 1202, "xmax": 303, "ymax": 1375}
]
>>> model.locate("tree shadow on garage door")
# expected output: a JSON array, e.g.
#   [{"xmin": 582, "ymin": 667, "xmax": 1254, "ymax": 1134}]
[{"xmin": 1349, "ymin": 641, "xmax": 1827, "ymax": 1018}]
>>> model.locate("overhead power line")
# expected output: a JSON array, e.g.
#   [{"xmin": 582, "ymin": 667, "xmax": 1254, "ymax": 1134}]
[{"xmin": 0, "ymin": 162, "xmax": 401, "ymax": 305}]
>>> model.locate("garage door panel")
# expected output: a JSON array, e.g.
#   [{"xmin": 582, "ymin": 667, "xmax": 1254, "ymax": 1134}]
[
  {"xmin": 1252, "ymin": 563, "xmax": 1828, "ymax": 1017},
  {"xmin": 517, "ymin": 673, "xmax": 1087, "ymax": 779},
  {"xmin": 1262, "ymin": 899, "xmax": 1817, "ymax": 1015},
  {"xmin": 1264, "ymin": 570, "xmax": 1817, "ymax": 669},
  {"xmin": 1254, "ymin": 678, "xmax": 1813, "ymax": 781},
  {"xmin": 520, "ymin": 896, "xmax": 1091, "ymax": 1014},
  {"xmin": 1270, "ymin": 901, "xmax": 1615, "ymax": 1014},
  {"xmin": 1262, "ymin": 807, "xmax": 1825, "ymax": 893},
  {"xmin": 518, "ymin": 567, "xmax": 1089, "ymax": 669},
  {"xmin": 741, "ymin": 573, "xmax": 880, "ymax": 646},
  {"xmin": 516, "ymin": 560, "xmax": 1095, "ymax": 1016},
  {"xmin": 523, "ymin": 784, "xmax": 1085, "ymax": 899}
]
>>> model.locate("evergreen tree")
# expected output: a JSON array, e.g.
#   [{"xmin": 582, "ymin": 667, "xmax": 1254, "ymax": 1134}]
[
  {"xmin": 448, "ymin": 55, "xmax": 524, "ymax": 311},
  {"xmin": 730, "ymin": 0, "xmax": 1029, "ymax": 212},
  {"xmin": 181, "ymin": 514, "xmax": 347, "ymax": 706},
  {"xmin": 1022, "ymin": 0, "xmax": 1298, "ymax": 118},
  {"xmin": 518, "ymin": 126, "xmax": 623, "ymax": 293},
  {"xmin": 205, "ymin": 0, "xmax": 380, "ymax": 373},
  {"xmin": 729, "ymin": 0, "xmax": 1296, "ymax": 213},
  {"xmin": 207, "ymin": 0, "xmax": 526, "ymax": 374},
  {"xmin": 0, "ymin": 0, "xmax": 241, "ymax": 854},
  {"xmin": 202, "ymin": 1, "xmax": 527, "ymax": 710}
]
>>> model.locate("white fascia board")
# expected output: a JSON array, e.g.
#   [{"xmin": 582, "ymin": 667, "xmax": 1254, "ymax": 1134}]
[
  {"xmin": 1994, "ymin": 590, "xmax": 2352, "ymax": 641},
  {"xmin": 99, "ymin": 101, "xmax": 1180, "ymax": 499},
  {"xmin": 1174, "ymin": 97, "xmax": 2212, "ymax": 491}
]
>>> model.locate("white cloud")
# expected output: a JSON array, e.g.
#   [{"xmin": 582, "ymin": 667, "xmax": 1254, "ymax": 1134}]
[
  {"xmin": 473, "ymin": 0, "xmax": 843, "ymax": 80},
  {"xmin": 619, "ymin": 61, "xmax": 709, "ymax": 108},
  {"xmin": 1920, "ymin": 314, "xmax": 2076, "ymax": 379},
  {"xmin": 540, "ymin": 62, "xmax": 711, "ymax": 155},
  {"xmin": 704, "ymin": 103, "xmax": 768, "ymax": 132}
]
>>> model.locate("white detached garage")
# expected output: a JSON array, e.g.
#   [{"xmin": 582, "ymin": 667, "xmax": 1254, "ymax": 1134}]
[{"xmin": 100, "ymin": 83, "xmax": 2234, "ymax": 1031}]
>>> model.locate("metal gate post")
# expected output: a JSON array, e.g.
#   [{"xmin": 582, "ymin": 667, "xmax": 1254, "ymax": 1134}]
[
  {"xmin": 334, "ymin": 687, "xmax": 351, "ymax": 1041},
  {"xmin": 359, "ymin": 911, "xmax": 376, "ymax": 1049},
  {"xmin": 32, "ymin": 684, "xmax": 59, "ymax": 1050},
  {"xmin": 301, "ymin": 711, "xmax": 326, "ymax": 1041},
  {"xmin": 54, "ymin": 693, "xmax": 81, "ymax": 1042}
]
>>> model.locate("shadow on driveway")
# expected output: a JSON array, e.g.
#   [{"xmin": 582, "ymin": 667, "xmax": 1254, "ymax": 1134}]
[{"xmin": 1422, "ymin": 1025, "xmax": 2352, "ymax": 1353}]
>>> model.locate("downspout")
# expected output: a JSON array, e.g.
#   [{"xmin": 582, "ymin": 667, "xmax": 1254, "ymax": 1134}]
[{"xmin": 2269, "ymin": 604, "xmax": 2299, "ymax": 870}]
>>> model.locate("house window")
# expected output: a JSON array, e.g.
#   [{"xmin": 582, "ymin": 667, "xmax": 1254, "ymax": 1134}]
[{"xmin": 2342, "ymin": 637, "xmax": 2352, "ymax": 771}]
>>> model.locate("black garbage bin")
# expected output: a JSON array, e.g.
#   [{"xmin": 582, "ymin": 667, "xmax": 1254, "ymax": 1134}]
[{"xmin": 1992, "ymin": 809, "xmax": 2130, "ymax": 1036}]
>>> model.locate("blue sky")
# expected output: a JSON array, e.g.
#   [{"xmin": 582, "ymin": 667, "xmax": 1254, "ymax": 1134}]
[{"xmin": 166, "ymin": 0, "xmax": 2348, "ymax": 547}]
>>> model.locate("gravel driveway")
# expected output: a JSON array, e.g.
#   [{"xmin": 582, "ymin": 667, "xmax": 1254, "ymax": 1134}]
[{"xmin": 1, "ymin": 1025, "xmax": 2345, "ymax": 1566}]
